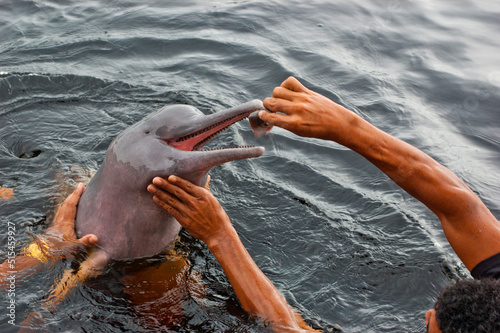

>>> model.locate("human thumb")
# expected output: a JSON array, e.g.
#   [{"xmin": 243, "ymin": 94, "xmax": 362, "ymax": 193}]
[
  {"xmin": 79, "ymin": 234, "xmax": 98, "ymax": 247},
  {"xmin": 258, "ymin": 110, "xmax": 286, "ymax": 129},
  {"xmin": 258, "ymin": 110, "xmax": 272, "ymax": 123}
]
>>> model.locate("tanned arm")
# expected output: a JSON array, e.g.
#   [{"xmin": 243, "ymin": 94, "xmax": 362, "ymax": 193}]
[
  {"xmin": 0, "ymin": 184, "xmax": 98, "ymax": 288},
  {"xmin": 261, "ymin": 76, "xmax": 500, "ymax": 271},
  {"xmin": 148, "ymin": 176, "xmax": 315, "ymax": 332}
]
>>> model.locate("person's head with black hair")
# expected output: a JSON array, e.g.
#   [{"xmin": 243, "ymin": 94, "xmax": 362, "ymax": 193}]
[{"xmin": 425, "ymin": 279, "xmax": 500, "ymax": 333}]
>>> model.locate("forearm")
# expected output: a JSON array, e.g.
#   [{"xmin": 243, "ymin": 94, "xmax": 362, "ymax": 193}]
[
  {"xmin": 264, "ymin": 76, "xmax": 479, "ymax": 216},
  {"xmin": 340, "ymin": 114, "xmax": 479, "ymax": 219},
  {"xmin": 264, "ymin": 77, "xmax": 500, "ymax": 270},
  {"xmin": 148, "ymin": 176, "xmax": 315, "ymax": 330},
  {"xmin": 207, "ymin": 228, "xmax": 306, "ymax": 331},
  {"xmin": 338, "ymin": 114, "xmax": 500, "ymax": 269}
]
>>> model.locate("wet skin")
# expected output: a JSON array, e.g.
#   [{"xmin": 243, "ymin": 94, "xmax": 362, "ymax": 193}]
[
  {"xmin": 260, "ymin": 77, "xmax": 500, "ymax": 331},
  {"xmin": 0, "ymin": 184, "xmax": 97, "ymax": 288}
]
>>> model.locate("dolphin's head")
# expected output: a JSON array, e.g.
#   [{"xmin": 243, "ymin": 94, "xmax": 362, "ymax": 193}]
[{"xmin": 108, "ymin": 100, "xmax": 266, "ymax": 187}]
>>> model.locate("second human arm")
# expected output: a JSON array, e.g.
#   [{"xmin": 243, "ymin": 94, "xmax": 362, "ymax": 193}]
[
  {"xmin": 260, "ymin": 77, "xmax": 500, "ymax": 271},
  {"xmin": 147, "ymin": 176, "xmax": 315, "ymax": 332},
  {"xmin": 0, "ymin": 184, "xmax": 98, "ymax": 287}
]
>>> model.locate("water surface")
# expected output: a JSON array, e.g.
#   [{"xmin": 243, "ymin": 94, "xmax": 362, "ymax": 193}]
[{"xmin": 1, "ymin": 1, "xmax": 499, "ymax": 332}]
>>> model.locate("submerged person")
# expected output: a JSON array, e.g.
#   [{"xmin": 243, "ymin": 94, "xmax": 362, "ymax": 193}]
[
  {"xmin": 147, "ymin": 77, "xmax": 500, "ymax": 332},
  {"xmin": 0, "ymin": 183, "xmax": 98, "ymax": 288}
]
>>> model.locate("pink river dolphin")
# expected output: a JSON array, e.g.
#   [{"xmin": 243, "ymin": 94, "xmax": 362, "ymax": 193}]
[{"xmin": 47, "ymin": 100, "xmax": 272, "ymax": 305}]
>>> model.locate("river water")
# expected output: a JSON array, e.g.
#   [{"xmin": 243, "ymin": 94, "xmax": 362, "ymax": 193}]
[{"xmin": 1, "ymin": 1, "xmax": 499, "ymax": 332}]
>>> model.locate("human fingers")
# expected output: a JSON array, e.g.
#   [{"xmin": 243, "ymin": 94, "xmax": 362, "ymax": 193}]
[
  {"xmin": 148, "ymin": 185, "xmax": 191, "ymax": 227},
  {"xmin": 151, "ymin": 176, "xmax": 192, "ymax": 201},
  {"xmin": 149, "ymin": 176, "xmax": 168, "ymax": 189},
  {"xmin": 263, "ymin": 96, "xmax": 302, "ymax": 115},
  {"xmin": 64, "ymin": 183, "xmax": 85, "ymax": 207},
  {"xmin": 272, "ymin": 86, "xmax": 301, "ymax": 101},
  {"xmin": 55, "ymin": 183, "xmax": 85, "ymax": 225},
  {"xmin": 256, "ymin": 110, "xmax": 289, "ymax": 130},
  {"xmin": 148, "ymin": 179, "xmax": 194, "ymax": 221},
  {"xmin": 167, "ymin": 175, "xmax": 207, "ymax": 198},
  {"xmin": 148, "ymin": 182, "xmax": 185, "ymax": 209},
  {"xmin": 44, "ymin": 230, "xmax": 97, "ymax": 258},
  {"xmin": 151, "ymin": 191, "xmax": 187, "ymax": 224},
  {"xmin": 280, "ymin": 76, "xmax": 307, "ymax": 92},
  {"xmin": 260, "ymin": 98, "xmax": 301, "ymax": 131}
]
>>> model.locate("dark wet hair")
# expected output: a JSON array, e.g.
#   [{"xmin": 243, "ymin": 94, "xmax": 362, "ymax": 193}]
[{"xmin": 435, "ymin": 278, "xmax": 500, "ymax": 333}]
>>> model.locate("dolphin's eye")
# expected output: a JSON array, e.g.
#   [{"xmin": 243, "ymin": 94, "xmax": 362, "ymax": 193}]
[{"xmin": 145, "ymin": 130, "xmax": 151, "ymax": 135}]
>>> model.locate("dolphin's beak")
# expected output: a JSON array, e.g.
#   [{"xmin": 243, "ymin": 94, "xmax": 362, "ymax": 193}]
[
  {"xmin": 160, "ymin": 100, "xmax": 266, "ymax": 186},
  {"xmin": 187, "ymin": 145, "xmax": 265, "ymax": 171},
  {"xmin": 165, "ymin": 100, "xmax": 266, "ymax": 152},
  {"xmin": 173, "ymin": 143, "xmax": 264, "ymax": 188}
]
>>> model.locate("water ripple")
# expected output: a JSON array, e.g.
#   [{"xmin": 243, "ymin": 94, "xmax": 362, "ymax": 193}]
[{"xmin": 0, "ymin": 1, "xmax": 498, "ymax": 332}]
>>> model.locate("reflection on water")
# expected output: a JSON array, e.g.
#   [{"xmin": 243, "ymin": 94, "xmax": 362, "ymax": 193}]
[{"xmin": 1, "ymin": 1, "xmax": 499, "ymax": 332}]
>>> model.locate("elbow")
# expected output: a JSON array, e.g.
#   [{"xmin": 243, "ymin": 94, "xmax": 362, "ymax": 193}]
[{"xmin": 434, "ymin": 183, "xmax": 484, "ymax": 221}]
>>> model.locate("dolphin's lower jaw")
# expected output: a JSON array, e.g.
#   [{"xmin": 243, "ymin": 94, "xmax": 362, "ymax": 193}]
[
  {"xmin": 187, "ymin": 146, "xmax": 265, "ymax": 172},
  {"xmin": 165, "ymin": 100, "xmax": 265, "ymax": 152}
]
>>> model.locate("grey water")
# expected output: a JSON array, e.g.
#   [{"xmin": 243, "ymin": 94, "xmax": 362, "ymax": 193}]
[{"xmin": 1, "ymin": 0, "xmax": 499, "ymax": 332}]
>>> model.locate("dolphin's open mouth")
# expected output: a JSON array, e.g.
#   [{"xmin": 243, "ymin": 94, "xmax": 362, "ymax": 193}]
[
  {"xmin": 170, "ymin": 113, "xmax": 250, "ymax": 151},
  {"xmin": 166, "ymin": 106, "xmax": 263, "ymax": 152}
]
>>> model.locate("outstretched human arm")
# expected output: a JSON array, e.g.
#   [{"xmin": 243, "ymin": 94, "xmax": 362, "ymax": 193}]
[
  {"xmin": 260, "ymin": 76, "xmax": 500, "ymax": 271},
  {"xmin": 0, "ymin": 183, "xmax": 98, "ymax": 287},
  {"xmin": 148, "ymin": 176, "xmax": 316, "ymax": 332}
]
